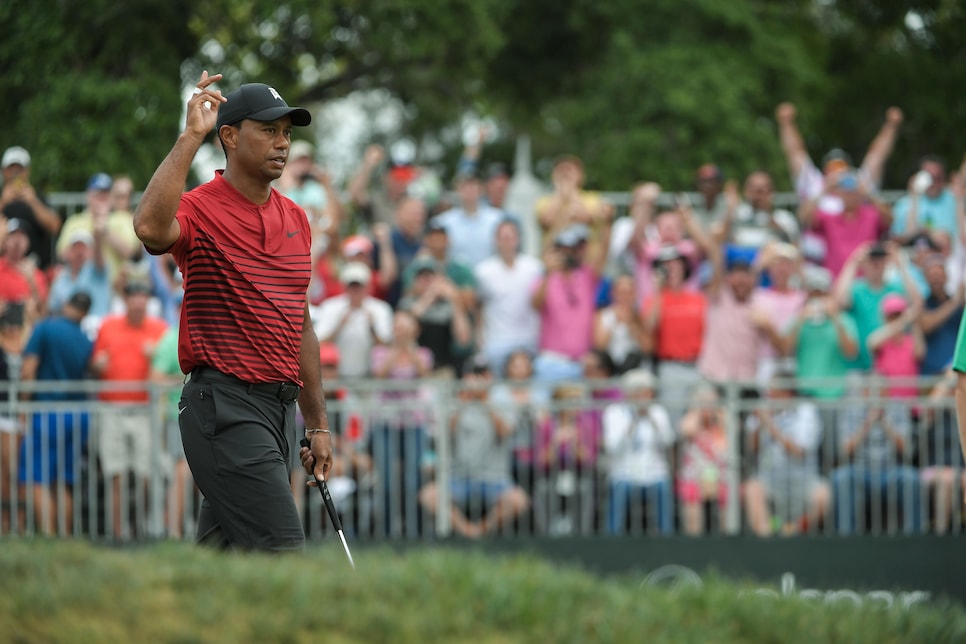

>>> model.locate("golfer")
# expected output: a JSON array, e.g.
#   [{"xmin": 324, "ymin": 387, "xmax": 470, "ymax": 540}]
[{"xmin": 134, "ymin": 71, "xmax": 333, "ymax": 551}]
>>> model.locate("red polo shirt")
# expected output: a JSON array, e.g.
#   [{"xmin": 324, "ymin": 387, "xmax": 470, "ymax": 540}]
[
  {"xmin": 0, "ymin": 258, "xmax": 48, "ymax": 304},
  {"xmin": 162, "ymin": 172, "xmax": 311, "ymax": 385},
  {"xmin": 644, "ymin": 288, "xmax": 707, "ymax": 362}
]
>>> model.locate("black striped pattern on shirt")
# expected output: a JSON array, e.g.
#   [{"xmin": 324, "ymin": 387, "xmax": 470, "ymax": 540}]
[{"xmin": 181, "ymin": 232, "xmax": 309, "ymax": 384}]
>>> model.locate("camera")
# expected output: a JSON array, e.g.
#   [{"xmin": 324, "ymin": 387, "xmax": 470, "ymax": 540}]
[
  {"xmin": 0, "ymin": 302, "xmax": 25, "ymax": 327},
  {"xmin": 805, "ymin": 298, "xmax": 827, "ymax": 323},
  {"xmin": 912, "ymin": 170, "xmax": 932, "ymax": 194}
]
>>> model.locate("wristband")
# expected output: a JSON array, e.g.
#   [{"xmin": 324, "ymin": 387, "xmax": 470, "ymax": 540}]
[{"xmin": 305, "ymin": 428, "xmax": 331, "ymax": 435}]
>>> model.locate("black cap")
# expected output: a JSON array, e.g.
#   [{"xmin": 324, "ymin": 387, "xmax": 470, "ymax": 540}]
[
  {"xmin": 66, "ymin": 291, "xmax": 92, "ymax": 315},
  {"xmin": 123, "ymin": 280, "xmax": 152, "ymax": 296},
  {"xmin": 454, "ymin": 166, "xmax": 483, "ymax": 183},
  {"xmin": 216, "ymin": 83, "xmax": 311, "ymax": 130},
  {"xmin": 821, "ymin": 147, "xmax": 854, "ymax": 169},
  {"xmin": 425, "ymin": 218, "xmax": 448, "ymax": 234},
  {"xmin": 485, "ymin": 162, "xmax": 510, "ymax": 180},
  {"xmin": 463, "ymin": 353, "xmax": 491, "ymax": 376},
  {"xmin": 868, "ymin": 242, "xmax": 889, "ymax": 258},
  {"xmin": 410, "ymin": 255, "xmax": 439, "ymax": 275}
]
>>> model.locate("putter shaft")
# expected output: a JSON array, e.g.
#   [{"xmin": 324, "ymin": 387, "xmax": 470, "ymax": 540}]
[{"xmin": 301, "ymin": 438, "xmax": 356, "ymax": 569}]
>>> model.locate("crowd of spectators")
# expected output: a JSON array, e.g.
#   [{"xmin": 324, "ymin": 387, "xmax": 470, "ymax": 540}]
[{"xmin": 1, "ymin": 102, "xmax": 965, "ymax": 539}]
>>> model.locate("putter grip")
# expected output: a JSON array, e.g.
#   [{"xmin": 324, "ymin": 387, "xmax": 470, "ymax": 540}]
[{"xmin": 300, "ymin": 437, "xmax": 345, "ymax": 532}]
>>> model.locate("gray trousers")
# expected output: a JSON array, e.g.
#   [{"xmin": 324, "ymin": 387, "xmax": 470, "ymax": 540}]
[{"xmin": 179, "ymin": 368, "xmax": 303, "ymax": 551}]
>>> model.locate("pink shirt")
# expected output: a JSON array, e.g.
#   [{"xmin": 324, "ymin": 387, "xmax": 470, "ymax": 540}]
[
  {"xmin": 369, "ymin": 345, "xmax": 434, "ymax": 427},
  {"xmin": 873, "ymin": 334, "xmax": 919, "ymax": 399},
  {"xmin": 813, "ymin": 203, "xmax": 887, "ymax": 277},
  {"xmin": 750, "ymin": 287, "xmax": 807, "ymax": 362},
  {"xmin": 697, "ymin": 287, "xmax": 761, "ymax": 381},
  {"xmin": 536, "ymin": 411, "xmax": 601, "ymax": 470},
  {"xmin": 534, "ymin": 265, "xmax": 598, "ymax": 360}
]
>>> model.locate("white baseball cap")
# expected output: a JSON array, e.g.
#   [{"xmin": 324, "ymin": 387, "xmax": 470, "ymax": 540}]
[
  {"xmin": 289, "ymin": 140, "xmax": 314, "ymax": 161},
  {"xmin": 1, "ymin": 146, "xmax": 30, "ymax": 169},
  {"xmin": 339, "ymin": 261, "xmax": 372, "ymax": 286},
  {"xmin": 67, "ymin": 229, "xmax": 95, "ymax": 247}
]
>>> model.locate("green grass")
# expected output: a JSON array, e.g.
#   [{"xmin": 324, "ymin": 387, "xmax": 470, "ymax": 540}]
[{"xmin": 0, "ymin": 539, "xmax": 964, "ymax": 643}]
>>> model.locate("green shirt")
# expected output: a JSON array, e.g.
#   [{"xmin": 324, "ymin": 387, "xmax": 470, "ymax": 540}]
[
  {"xmin": 847, "ymin": 280, "xmax": 904, "ymax": 371},
  {"xmin": 796, "ymin": 312, "xmax": 858, "ymax": 399},
  {"xmin": 401, "ymin": 258, "xmax": 476, "ymax": 292},
  {"xmin": 951, "ymin": 310, "xmax": 966, "ymax": 373},
  {"xmin": 150, "ymin": 328, "xmax": 182, "ymax": 419}
]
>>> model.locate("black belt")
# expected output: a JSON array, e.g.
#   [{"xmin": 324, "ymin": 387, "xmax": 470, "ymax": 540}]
[{"xmin": 190, "ymin": 367, "xmax": 301, "ymax": 403}]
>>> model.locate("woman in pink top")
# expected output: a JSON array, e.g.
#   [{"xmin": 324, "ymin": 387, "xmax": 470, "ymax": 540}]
[
  {"xmin": 531, "ymin": 222, "xmax": 609, "ymax": 380},
  {"xmin": 868, "ymin": 294, "xmax": 923, "ymax": 399},
  {"xmin": 750, "ymin": 242, "xmax": 807, "ymax": 382},
  {"xmin": 369, "ymin": 309, "xmax": 434, "ymax": 536},
  {"xmin": 533, "ymin": 383, "xmax": 601, "ymax": 534},
  {"xmin": 626, "ymin": 185, "xmax": 709, "ymax": 304}
]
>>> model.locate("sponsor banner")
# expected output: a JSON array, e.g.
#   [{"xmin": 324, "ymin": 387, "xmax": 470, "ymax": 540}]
[{"xmin": 455, "ymin": 536, "xmax": 965, "ymax": 606}]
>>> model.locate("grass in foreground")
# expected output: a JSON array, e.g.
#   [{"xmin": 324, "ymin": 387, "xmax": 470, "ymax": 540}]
[{"xmin": 0, "ymin": 539, "xmax": 964, "ymax": 643}]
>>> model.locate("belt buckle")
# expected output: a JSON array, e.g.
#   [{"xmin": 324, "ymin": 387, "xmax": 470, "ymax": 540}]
[{"xmin": 279, "ymin": 383, "xmax": 299, "ymax": 402}]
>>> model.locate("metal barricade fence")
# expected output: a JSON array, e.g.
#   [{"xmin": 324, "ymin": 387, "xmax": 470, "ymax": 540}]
[{"xmin": 1, "ymin": 373, "xmax": 962, "ymax": 542}]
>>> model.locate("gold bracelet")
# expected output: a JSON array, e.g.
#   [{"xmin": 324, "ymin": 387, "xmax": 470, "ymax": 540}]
[{"xmin": 305, "ymin": 428, "xmax": 331, "ymax": 435}]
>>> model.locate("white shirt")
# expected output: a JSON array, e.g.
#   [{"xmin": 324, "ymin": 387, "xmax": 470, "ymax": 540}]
[
  {"xmin": 597, "ymin": 308, "xmax": 639, "ymax": 365},
  {"xmin": 745, "ymin": 401, "xmax": 822, "ymax": 474},
  {"xmin": 729, "ymin": 203, "xmax": 800, "ymax": 247},
  {"xmin": 602, "ymin": 402, "xmax": 675, "ymax": 484},
  {"xmin": 474, "ymin": 253, "xmax": 544, "ymax": 352},
  {"xmin": 312, "ymin": 295, "xmax": 393, "ymax": 378}
]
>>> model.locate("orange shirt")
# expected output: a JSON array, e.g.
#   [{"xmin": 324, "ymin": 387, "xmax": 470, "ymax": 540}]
[
  {"xmin": 644, "ymin": 289, "xmax": 706, "ymax": 361},
  {"xmin": 94, "ymin": 314, "xmax": 168, "ymax": 402}
]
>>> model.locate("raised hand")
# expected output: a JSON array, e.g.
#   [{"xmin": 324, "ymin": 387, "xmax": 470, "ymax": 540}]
[
  {"xmin": 632, "ymin": 182, "xmax": 661, "ymax": 206},
  {"xmin": 186, "ymin": 71, "xmax": 226, "ymax": 138},
  {"xmin": 885, "ymin": 107, "xmax": 904, "ymax": 126},
  {"xmin": 775, "ymin": 102, "xmax": 796, "ymax": 125},
  {"xmin": 363, "ymin": 144, "xmax": 385, "ymax": 168}
]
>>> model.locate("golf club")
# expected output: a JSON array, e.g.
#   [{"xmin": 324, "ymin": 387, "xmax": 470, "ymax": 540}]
[{"xmin": 300, "ymin": 438, "xmax": 355, "ymax": 569}]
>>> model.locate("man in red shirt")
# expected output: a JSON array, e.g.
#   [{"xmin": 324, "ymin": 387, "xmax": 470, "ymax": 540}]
[
  {"xmin": 92, "ymin": 279, "xmax": 168, "ymax": 538},
  {"xmin": 133, "ymin": 72, "xmax": 332, "ymax": 551}
]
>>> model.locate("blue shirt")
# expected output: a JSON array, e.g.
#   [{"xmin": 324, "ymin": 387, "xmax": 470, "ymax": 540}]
[
  {"xmin": 387, "ymin": 228, "xmax": 424, "ymax": 307},
  {"xmin": 25, "ymin": 317, "xmax": 94, "ymax": 401},
  {"xmin": 435, "ymin": 205, "xmax": 507, "ymax": 269},
  {"xmin": 47, "ymin": 260, "xmax": 111, "ymax": 318},
  {"xmin": 891, "ymin": 189, "xmax": 957, "ymax": 239},
  {"xmin": 922, "ymin": 292, "xmax": 963, "ymax": 375}
]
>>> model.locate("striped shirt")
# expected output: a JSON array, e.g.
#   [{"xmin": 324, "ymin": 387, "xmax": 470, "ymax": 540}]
[{"xmin": 166, "ymin": 172, "xmax": 311, "ymax": 385}]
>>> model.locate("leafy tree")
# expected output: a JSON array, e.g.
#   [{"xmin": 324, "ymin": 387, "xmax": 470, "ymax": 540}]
[
  {"xmin": 2, "ymin": 0, "xmax": 963, "ymax": 195},
  {"xmin": 0, "ymin": 0, "xmax": 198, "ymax": 192},
  {"xmin": 487, "ymin": 1, "xmax": 827, "ymax": 190},
  {"xmin": 189, "ymin": 0, "xmax": 510, "ymax": 138},
  {"xmin": 809, "ymin": 0, "xmax": 966, "ymax": 186}
]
